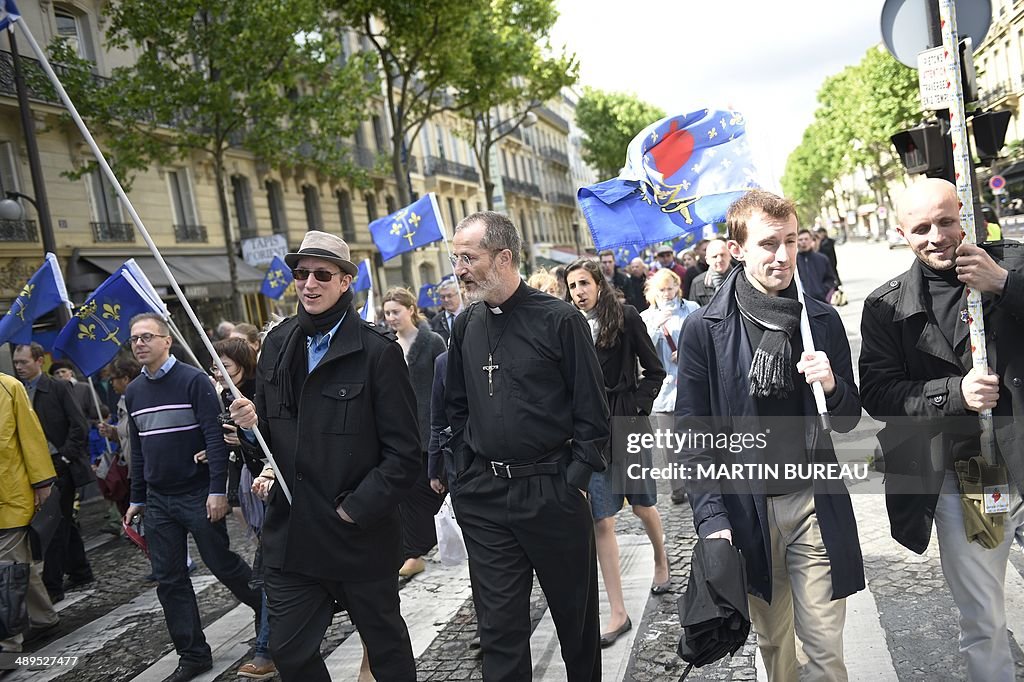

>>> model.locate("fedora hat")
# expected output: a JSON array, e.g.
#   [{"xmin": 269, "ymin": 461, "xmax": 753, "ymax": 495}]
[{"xmin": 285, "ymin": 231, "xmax": 358, "ymax": 277}]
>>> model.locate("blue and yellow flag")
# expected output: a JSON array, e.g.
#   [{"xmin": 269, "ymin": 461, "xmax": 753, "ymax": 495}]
[
  {"xmin": 369, "ymin": 194, "xmax": 445, "ymax": 261},
  {"xmin": 417, "ymin": 282, "xmax": 441, "ymax": 309},
  {"xmin": 613, "ymin": 244, "xmax": 644, "ymax": 268},
  {"xmin": 0, "ymin": 253, "xmax": 70, "ymax": 346},
  {"xmin": 260, "ymin": 255, "xmax": 293, "ymax": 300},
  {"xmin": 54, "ymin": 266, "xmax": 163, "ymax": 376},
  {"xmin": 352, "ymin": 259, "xmax": 372, "ymax": 292},
  {"xmin": 0, "ymin": 0, "xmax": 20, "ymax": 31},
  {"xmin": 578, "ymin": 109, "xmax": 759, "ymax": 251}
]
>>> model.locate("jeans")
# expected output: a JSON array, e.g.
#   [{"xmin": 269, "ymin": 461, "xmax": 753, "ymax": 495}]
[
  {"xmin": 146, "ymin": 487, "xmax": 260, "ymax": 666},
  {"xmin": 254, "ymin": 589, "xmax": 271, "ymax": 658}
]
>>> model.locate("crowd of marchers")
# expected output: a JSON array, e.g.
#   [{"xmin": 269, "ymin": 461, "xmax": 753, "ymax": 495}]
[{"xmin": 3, "ymin": 179, "xmax": 1023, "ymax": 682}]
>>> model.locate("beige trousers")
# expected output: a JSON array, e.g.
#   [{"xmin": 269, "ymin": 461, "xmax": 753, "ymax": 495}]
[
  {"xmin": 0, "ymin": 529, "xmax": 58, "ymax": 652},
  {"xmin": 747, "ymin": 487, "xmax": 848, "ymax": 682}
]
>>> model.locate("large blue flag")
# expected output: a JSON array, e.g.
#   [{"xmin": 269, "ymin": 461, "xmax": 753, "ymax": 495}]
[
  {"xmin": 612, "ymin": 244, "xmax": 645, "ymax": 268},
  {"xmin": 578, "ymin": 109, "xmax": 759, "ymax": 251},
  {"xmin": 0, "ymin": 253, "xmax": 69, "ymax": 346},
  {"xmin": 260, "ymin": 255, "xmax": 293, "ymax": 299},
  {"xmin": 352, "ymin": 259, "xmax": 372, "ymax": 292},
  {"xmin": 369, "ymin": 193, "xmax": 445, "ymax": 261},
  {"xmin": 417, "ymin": 282, "xmax": 441, "ymax": 309},
  {"xmin": 0, "ymin": 0, "xmax": 20, "ymax": 31},
  {"xmin": 54, "ymin": 266, "xmax": 163, "ymax": 376}
]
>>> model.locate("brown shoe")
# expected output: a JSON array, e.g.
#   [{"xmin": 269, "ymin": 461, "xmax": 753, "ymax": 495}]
[
  {"xmin": 398, "ymin": 557, "xmax": 425, "ymax": 578},
  {"xmin": 237, "ymin": 660, "xmax": 277, "ymax": 679}
]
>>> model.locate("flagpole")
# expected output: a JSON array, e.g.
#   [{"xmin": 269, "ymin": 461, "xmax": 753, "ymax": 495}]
[
  {"xmin": 85, "ymin": 376, "xmax": 113, "ymax": 455},
  {"xmin": 792, "ymin": 266, "xmax": 831, "ymax": 433},
  {"xmin": 430, "ymin": 192, "xmax": 464, "ymax": 309},
  {"xmin": 12, "ymin": 17, "xmax": 292, "ymax": 504}
]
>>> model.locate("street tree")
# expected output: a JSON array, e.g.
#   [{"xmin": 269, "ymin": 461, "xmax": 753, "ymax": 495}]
[
  {"xmin": 452, "ymin": 0, "xmax": 578, "ymax": 210},
  {"xmin": 575, "ymin": 88, "xmax": 664, "ymax": 179},
  {"xmin": 50, "ymin": 0, "xmax": 374, "ymax": 318},
  {"xmin": 331, "ymin": 0, "xmax": 481, "ymax": 286}
]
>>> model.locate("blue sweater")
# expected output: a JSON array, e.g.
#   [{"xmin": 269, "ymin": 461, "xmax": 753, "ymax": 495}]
[{"xmin": 126, "ymin": 361, "xmax": 228, "ymax": 504}]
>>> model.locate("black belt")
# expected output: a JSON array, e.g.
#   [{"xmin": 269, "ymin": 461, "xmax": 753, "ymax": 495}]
[{"xmin": 488, "ymin": 460, "xmax": 560, "ymax": 478}]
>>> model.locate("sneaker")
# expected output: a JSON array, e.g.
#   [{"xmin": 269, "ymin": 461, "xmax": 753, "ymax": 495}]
[{"xmin": 236, "ymin": 660, "xmax": 276, "ymax": 679}]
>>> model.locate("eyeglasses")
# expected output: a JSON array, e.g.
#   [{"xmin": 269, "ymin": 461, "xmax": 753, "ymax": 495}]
[
  {"xmin": 292, "ymin": 268, "xmax": 341, "ymax": 282},
  {"xmin": 449, "ymin": 249, "xmax": 502, "ymax": 268},
  {"xmin": 128, "ymin": 333, "xmax": 169, "ymax": 345}
]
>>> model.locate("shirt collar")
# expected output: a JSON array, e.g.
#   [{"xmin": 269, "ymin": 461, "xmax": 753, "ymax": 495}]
[
  {"xmin": 143, "ymin": 354, "xmax": 177, "ymax": 380},
  {"xmin": 307, "ymin": 314, "xmax": 346, "ymax": 350},
  {"xmin": 486, "ymin": 281, "xmax": 528, "ymax": 316},
  {"xmin": 23, "ymin": 373, "xmax": 42, "ymax": 391}
]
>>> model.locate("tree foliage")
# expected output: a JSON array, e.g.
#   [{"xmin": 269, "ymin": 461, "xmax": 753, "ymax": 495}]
[
  {"xmin": 574, "ymin": 88, "xmax": 664, "ymax": 179},
  {"xmin": 451, "ymin": 0, "xmax": 578, "ymax": 209},
  {"xmin": 781, "ymin": 46, "xmax": 920, "ymax": 222}
]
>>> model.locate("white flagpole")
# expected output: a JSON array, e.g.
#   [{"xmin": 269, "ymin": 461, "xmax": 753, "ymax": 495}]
[
  {"xmin": 429, "ymin": 192, "xmax": 464, "ymax": 308},
  {"xmin": 792, "ymin": 266, "xmax": 831, "ymax": 433},
  {"xmin": 12, "ymin": 17, "xmax": 291, "ymax": 503}
]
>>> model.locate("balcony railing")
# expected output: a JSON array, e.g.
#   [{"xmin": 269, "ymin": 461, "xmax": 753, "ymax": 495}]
[
  {"xmin": 0, "ymin": 50, "xmax": 108, "ymax": 106},
  {"xmin": 547, "ymin": 191, "xmax": 576, "ymax": 207},
  {"xmin": 91, "ymin": 221, "xmax": 135, "ymax": 242},
  {"xmin": 0, "ymin": 218, "xmax": 37, "ymax": 242},
  {"xmin": 425, "ymin": 156, "xmax": 480, "ymax": 183},
  {"xmin": 535, "ymin": 105, "xmax": 570, "ymax": 132},
  {"xmin": 540, "ymin": 146, "xmax": 570, "ymax": 167},
  {"xmin": 979, "ymin": 74, "xmax": 1024, "ymax": 108},
  {"xmin": 502, "ymin": 176, "xmax": 542, "ymax": 198},
  {"xmin": 174, "ymin": 224, "xmax": 208, "ymax": 243}
]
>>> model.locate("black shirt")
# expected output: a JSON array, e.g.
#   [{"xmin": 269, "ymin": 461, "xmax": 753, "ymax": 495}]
[
  {"xmin": 446, "ymin": 282, "xmax": 610, "ymax": 490},
  {"xmin": 921, "ymin": 264, "xmax": 966, "ymax": 351}
]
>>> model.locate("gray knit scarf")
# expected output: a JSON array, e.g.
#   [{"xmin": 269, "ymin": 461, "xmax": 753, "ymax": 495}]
[{"xmin": 734, "ymin": 274, "xmax": 802, "ymax": 399}]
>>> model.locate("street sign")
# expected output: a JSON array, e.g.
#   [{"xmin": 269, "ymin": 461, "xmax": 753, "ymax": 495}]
[
  {"xmin": 241, "ymin": 233, "xmax": 288, "ymax": 267},
  {"xmin": 917, "ymin": 46, "xmax": 947, "ymax": 110},
  {"xmin": 990, "ymin": 174, "xmax": 1006, "ymax": 193},
  {"xmin": 881, "ymin": 0, "xmax": 991, "ymax": 68}
]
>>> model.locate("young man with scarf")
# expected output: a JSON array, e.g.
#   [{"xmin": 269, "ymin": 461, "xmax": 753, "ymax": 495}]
[
  {"xmin": 860, "ymin": 178, "xmax": 1024, "ymax": 682},
  {"xmin": 230, "ymin": 231, "xmax": 420, "ymax": 681},
  {"xmin": 675, "ymin": 190, "xmax": 864, "ymax": 681}
]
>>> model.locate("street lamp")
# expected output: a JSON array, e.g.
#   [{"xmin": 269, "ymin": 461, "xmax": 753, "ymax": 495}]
[{"xmin": 0, "ymin": 190, "xmax": 37, "ymax": 219}]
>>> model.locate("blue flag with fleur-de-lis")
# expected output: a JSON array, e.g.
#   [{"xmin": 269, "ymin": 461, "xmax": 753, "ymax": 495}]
[
  {"xmin": 417, "ymin": 282, "xmax": 441, "ymax": 309},
  {"xmin": 0, "ymin": 253, "xmax": 70, "ymax": 346},
  {"xmin": 260, "ymin": 255, "xmax": 293, "ymax": 300},
  {"xmin": 0, "ymin": 0, "xmax": 21, "ymax": 32},
  {"xmin": 578, "ymin": 109, "xmax": 759, "ymax": 251},
  {"xmin": 369, "ymin": 193, "xmax": 445, "ymax": 262},
  {"xmin": 54, "ymin": 265, "xmax": 164, "ymax": 376}
]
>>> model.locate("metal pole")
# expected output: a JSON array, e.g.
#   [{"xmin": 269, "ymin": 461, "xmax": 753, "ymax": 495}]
[{"xmin": 938, "ymin": 0, "xmax": 997, "ymax": 466}]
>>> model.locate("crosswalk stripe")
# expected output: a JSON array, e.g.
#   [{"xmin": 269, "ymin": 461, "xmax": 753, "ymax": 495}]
[
  {"xmin": 323, "ymin": 559, "xmax": 474, "ymax": 679},
  {"xmin": 7, "ymin": 575, "xmax": 220, "ymax": 682},
  {"xmin": 54, "ymin": 590, "xmax": 94, "ymax": 613},
  {"xmin": 130, "ymin": 603, "xmax": 254, "ymax": 681},
  {"xmin": 529, "ymin": 533, "xmax": 654, "ymax": 681}
]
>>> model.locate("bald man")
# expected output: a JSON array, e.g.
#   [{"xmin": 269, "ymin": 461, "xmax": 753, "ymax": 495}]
[{"xmin": 859, "ymin": 177, "xmax": 1024, "ymax": 681}]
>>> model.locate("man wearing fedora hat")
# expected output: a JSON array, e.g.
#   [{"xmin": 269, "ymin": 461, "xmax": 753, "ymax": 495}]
[{"xmin": 230, "ymin": 230, "xmax": 421, "ymax": 681}]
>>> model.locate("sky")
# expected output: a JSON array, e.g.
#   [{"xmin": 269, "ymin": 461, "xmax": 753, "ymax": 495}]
[{"xmin": 551, "ymin": 0, "xmax": 887, "ymax": 189}]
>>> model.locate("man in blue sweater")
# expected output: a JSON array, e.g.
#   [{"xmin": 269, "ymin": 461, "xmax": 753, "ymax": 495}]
[{"xmin": 123, "ymin": 313, "xmax": 260, "ymax": 682}]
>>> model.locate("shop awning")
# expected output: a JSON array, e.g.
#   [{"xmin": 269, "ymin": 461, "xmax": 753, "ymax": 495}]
[{"xmin": 69, "ymin": 254, "xmax": 267, "ymax": 299}]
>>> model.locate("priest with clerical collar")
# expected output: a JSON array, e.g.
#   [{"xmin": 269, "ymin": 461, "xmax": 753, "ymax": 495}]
[{"xmin": 445, "ymin": 211, "xmax": 610, "ymax": 682}]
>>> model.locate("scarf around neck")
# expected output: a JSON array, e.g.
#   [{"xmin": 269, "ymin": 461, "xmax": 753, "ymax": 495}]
[
  {"xmin": 734, "ymin": 273, "xmax": 802, "ymax": 399},
  {"xmin": 277, "ymin": 289, "xmax": 354, "ymax": 410}
]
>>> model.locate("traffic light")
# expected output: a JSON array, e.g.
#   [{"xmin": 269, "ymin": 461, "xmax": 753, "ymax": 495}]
[
  {"xmin": 972, "ymin": 110, "xmax": 1012, "ymax": 165},
  {"xmin": 891, "ymin": 124, "xmax": 946, "ymax": 176}
]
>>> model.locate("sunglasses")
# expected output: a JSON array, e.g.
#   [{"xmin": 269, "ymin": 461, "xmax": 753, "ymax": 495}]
[{"xmin": 291, "ymin": 268, "xmax": 341, "ymax": 282}]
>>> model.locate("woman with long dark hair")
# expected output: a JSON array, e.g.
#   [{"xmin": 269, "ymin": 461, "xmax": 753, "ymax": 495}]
[
  {"xmin": 382, "ymin": 287, "xmax": 447, "ymax": 578},
  {"xmin": 563, "ymin": 258, "xmax": 670, "ymax": 648}
]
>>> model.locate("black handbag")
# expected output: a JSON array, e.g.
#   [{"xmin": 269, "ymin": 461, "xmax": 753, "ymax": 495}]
[
  {"xmin": 28, "ymin": 491, "xmax": 63, "ymax": 561},
  {"xmin": 0, "ymin": 561, "xmax": 30, "ymax": 640}
]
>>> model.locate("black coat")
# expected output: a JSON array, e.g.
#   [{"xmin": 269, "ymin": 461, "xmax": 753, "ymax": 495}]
[
  {"xmin": 796, "ymin": 251, "xmax": 836, "ymax": 302},
  {"xmin": 252, "ymin": 308, "xmax": 421, "ymax": 581},
  {"xmin": 31, "ymin": 373, "xmax": 91, "ymax": 486},
  {"xmin": 405, "ymin": 323, "xmax": 447, "ymax": 448},
  {"xmin": 429, "ymin": 310, "xmax": 458, "ymax": 344},
  {"xmin": 675, "ymin": 268, "xmax": 864, "ymax": 603},
  {"xmin": 859, "ymin": 243, "xmax": 1024, "ymax": 554}
]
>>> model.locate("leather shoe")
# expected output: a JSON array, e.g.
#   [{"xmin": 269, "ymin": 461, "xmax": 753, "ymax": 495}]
[
  {"xmin": 237, "ymin": 660, "xmax": 277, "ymax": 679},
  {"xmin": 161, "ymin": 661, "xmax": 213, "ymax": 682},
  {"xmin": 599, "ymin": 617, "xmax": 632, "ymax": 648},
  {"xmin": 650, "ymin": 579, "xmax": 672, "ymax": 595},
  {"xmin": 670, "ymin": 490, "xmax": 687, "ymax": 505},
  {"xmin": 64, "ymin": 574, "xmax": 94, "ymax": 591}
]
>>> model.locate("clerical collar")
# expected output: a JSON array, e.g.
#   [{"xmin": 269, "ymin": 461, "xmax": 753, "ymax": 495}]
[{"xmin": 485, "ymin": 281, "xmax": 528, "ymax": 316}]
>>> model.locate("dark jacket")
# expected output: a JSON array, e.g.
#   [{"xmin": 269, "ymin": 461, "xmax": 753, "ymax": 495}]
[
  {"xmin": 625, "ymin": 274, "xmax": 650, "ymax": 312},
  {"xmin": 689, "ymin": 272, "xmax": 725, "ymax": 307},
  {"xmin": 675, "ymin": 268, "xmax": 864, "ymax": 603},
  {"xmin": 818, "ymin": 236, "xmax": 841, "ymax": 286},
  {"xmin": 406, "ymin": 323, "xmax": 447, "ymax": 448},
  {"xmin": 859, "ymin": 243, "xmax": 1024, "ymax": 554},
  {"xmin": 31, "ymin": 373, "xmax": 91, "ymax": 486},
  {"xmin": 596, "ymin": 305, "xmax": 665, "ymax": 420},
  {"xmin": 252, "ymin": 308, "xmax": 421, "ymax": 581},
  {"xmin": 796, "ymin": 250, "xmax": 836, "ymax": 302},
  {"xmin": 427, "ymin": 352, "xmax": 449, "ymax": 482},
  {"xmin": 429, "ymin": 309, "xmax": 459, "ymax": 344}
]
